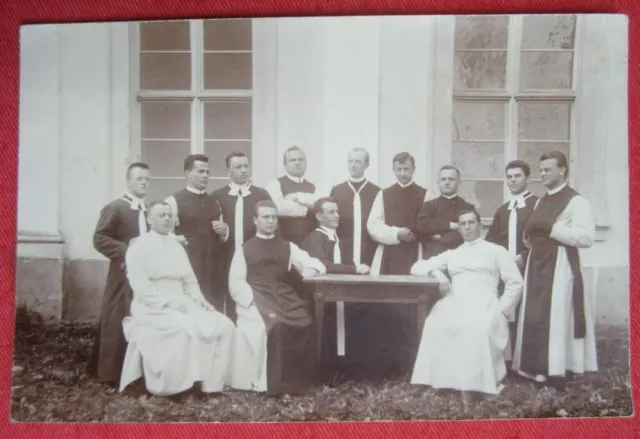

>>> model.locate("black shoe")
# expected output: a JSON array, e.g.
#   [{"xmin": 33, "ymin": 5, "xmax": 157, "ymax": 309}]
[{"xmin": 546, "ymin": 376, "xmax": 567, "ymax": 392}]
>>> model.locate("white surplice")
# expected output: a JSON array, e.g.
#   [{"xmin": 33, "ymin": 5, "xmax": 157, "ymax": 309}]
[
  {"xmin": 409, "ymin": 238, "xmax": 523, "ymax": 395},
  {"xmin": 119, "ymin": 231, "xmax": 235, "ymax": 396},
  {"xmin": 513, "ymin": 185, "xmax": 597, "ymax": 379},
  {"xmin": 226, "ymin": 234, "xmax": 326, "ymax": 392}
]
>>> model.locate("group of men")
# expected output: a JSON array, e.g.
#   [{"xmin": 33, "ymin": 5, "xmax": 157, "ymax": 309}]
[{"xmin": 90, "ymin": 145, "xmax": 597, "ymax": 399}]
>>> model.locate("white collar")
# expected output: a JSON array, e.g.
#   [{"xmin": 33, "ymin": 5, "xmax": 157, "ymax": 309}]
[
  {"xmin": 462, "ymin": 237, "xmax": 483, "ymax": 246},
  {"xmin": 317, "ymin": 225, "xmax": 338, "ymax": 241},
  {"xmin": 228, "ymin": 182, "xmax": 252, "ymax": 197},
  {"xmin": 547, "ymin": 182, "xmax": 568, "ymax": 195},
  {"xmin": 441, "ymin": 193, "xmax": 458, "ymax": 200},
  {"xmin": 397, "ymin": 180, "xmax": 414, "ymax": 188},
  {"xmin": 256, "ymin": 232, "xmax": 275, "ymax": 240},
  {"xmin": 285, "ymin": 174, "xmax": 306, "ymax": 184},
  {"xmin": 186, "ymin": 186, "xmax": 207, "ymax": 195},
  {"xmin": 348, "ymin": 175, "xmax": 366, "ymax": 183},
  {"xmin": 149, "ymin": 230, "xmax": 170, "ymax": 241},
  {"xmin": 123, "ymin": 193, "xmax": 146, "ymax": 211},
  {"xmin": 508, "ymin": 190, "xmax": 531, "ymax": 210}
]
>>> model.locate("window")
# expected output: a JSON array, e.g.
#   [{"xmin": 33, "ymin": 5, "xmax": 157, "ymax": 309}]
[
  {"xmin": 131, "ymin": 19, "xmax": 253, "ymax": 201},
  {"xmin": 452, "ymin": 15, "xmax": 577, "ymax": 218}
]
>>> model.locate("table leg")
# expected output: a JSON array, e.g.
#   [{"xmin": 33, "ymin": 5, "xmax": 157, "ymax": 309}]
[{"xmin": 314, "ymin": 290, "xmax": 324, "ymax": 381}]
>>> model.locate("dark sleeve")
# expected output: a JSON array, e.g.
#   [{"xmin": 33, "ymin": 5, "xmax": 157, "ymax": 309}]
[
  {"xmin": 485, "ymin": 210, "xmax": 501, "ymax": 245},
  {"xmin": 329, "ymin": 185, "xmax": 337, "ymax": 199},
  {"xmin": 438, "ymin": 230, "xmax": 463, "ymax": 248},
  {"xmin": 93, "ymin": 203, "xmax": 128, "ymax": 262},
  {"xmin": 415, "ymin": 201, "xmax": 453, "ymax": 239},
  {"xmin": 300, "ymin": 233, "xmax": 357, "ymax": 275}
]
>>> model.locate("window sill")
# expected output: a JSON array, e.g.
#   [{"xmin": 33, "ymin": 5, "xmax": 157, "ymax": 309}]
[{"xmin": 17, "ymin": 231, "xmax": 64, "ymax": 244}]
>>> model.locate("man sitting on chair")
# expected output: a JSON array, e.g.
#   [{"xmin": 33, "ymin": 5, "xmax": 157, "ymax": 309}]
[{"xmin": 119, "ymin": 201, "xmax": 235, "ymax": 397}]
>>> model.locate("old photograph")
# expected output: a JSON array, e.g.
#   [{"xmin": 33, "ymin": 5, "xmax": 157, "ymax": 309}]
[{"xmin": 12, "ymin": 13, "xmax": 631, "ymax": 422}]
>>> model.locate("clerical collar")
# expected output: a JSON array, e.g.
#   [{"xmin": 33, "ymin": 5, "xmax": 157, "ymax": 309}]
[
  {"xmin": 256, "ymin": 232, "xmax": 275, "ymax": 240},
  {"xmin": 285, "ymin": 174, "xmax": 306, "ymax": 184},
  {"xmin": 149, "ymin": 230, "xmax": 170, "ymax": 240},
  {"xmin": 228, "ymin": 182, "xmax": 252, "ymax": 196},
  {"xmin": 441, "ymin": 193, "xmax": 458, "ymax": 200},
  {"xmin": 186, "ymin": 186, "xmax": 207, "ymax": 195},
  {"xmin": 349, "ymin": 175, "xmax": 366, "ymax": 183},
  {"xmin": 547, "ymin": 182, "xmax": 567, "ymax": 196},
  {"xmin": 123, "ymin": 193, "xmax": 146, "ymax": 211},
  {"xmin": 508, "ymin": 190, "xmax": 531, "ymax": 209},
  {"xmin": 510, "ymin": 190, "xmax": 530, "ymax": 200},
  {"xmin": 463, "ymin": 237, "xmax": 483, "ymax": 246},
  {"xmin": 397, "ymin": 180, "xmax": 414, "ymax": 188},
  {"xmin": 319, "ymin": 225, "xmax": 338, "ymax": 237}
]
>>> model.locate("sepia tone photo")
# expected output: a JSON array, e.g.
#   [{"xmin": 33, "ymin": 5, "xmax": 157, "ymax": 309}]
[{"xmin": 12, "ymin": 14, "xmax": 631, "ymax": 422}]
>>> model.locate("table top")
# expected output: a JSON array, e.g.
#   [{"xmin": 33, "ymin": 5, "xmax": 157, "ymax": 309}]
[{"xmin": 303, "ymin": 274, "xmax": 439, "ymax": 286}]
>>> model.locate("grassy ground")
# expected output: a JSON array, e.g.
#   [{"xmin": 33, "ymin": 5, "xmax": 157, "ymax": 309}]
[{"xmin": 10, "ymin": 307, "xmax": 633, "ymax": 422}]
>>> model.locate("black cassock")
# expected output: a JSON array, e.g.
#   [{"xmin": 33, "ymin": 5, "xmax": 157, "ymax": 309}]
[
  {"xmin": 91, "ymin": 195, "xmax": 145, "ymax": 384},
  {"xmin": 415, "ymin": 195, "xmax": 475, "ymax": 260},
  {"xmin": 211, "ymin": 184, "xmax": 272, "ymax": 322},
  {"xmin": 277, "ymin": 176, "xmax": 318, "ymax": 245},
  {"xmin": 243, "ymin": 236, "xmax": 316, "ymax": 395},
  {"xmin": 169, "ymin": 188, "xmax": 225, "ymax": 311}
]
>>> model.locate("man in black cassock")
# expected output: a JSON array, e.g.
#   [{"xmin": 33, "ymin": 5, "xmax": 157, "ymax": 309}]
[
  {"xmin": 228, "ymin": 200, "xmax": 326, "ymax": 396},
  {"xmin": 91, "ymin": 162, "xmax": 150, "ymax": 386},
  {"xmin": 266, "ymin": 146, "xmax": 320, "ymax": 245},
  {"xmin": 166, "ymin": 154, "xmax": 229, "ymax": 313},
  {"xmin": 366, "ymin": 152, "xmax": 428, "ymax": 373},
  {"xmin": 485, "ymin": 159, "xmax": 538, "ymax": 353},
  {"xmin": 415, "ymin": 164, "xmax": 474, "ymax": 260},
  {"xmin": 210, "ymin": 152, "xmax": 272, "ymax": 322}
]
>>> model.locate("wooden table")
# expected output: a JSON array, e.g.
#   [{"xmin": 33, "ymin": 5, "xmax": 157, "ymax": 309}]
[{"xmin": 303, "ymin": 274, "xmax": 440, "ymax": 375}]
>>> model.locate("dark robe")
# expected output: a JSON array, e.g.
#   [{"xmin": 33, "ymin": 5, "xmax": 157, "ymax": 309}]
[
  {"xmin": 300, "ymin": 229, "xmax": 357, "ymax": 275},
  {"xmin": 485, "ymin": 190, "xmax": 538, "ymax": 349},
  {"xmin": 170, "ymin": 189, "xmax": 224, "ymax": 311},
  {"xmin": 415, "ymin": 195, "xmax": 475, "ymax": 260},
  {"xmin": 243, "ymin": 236, "xmax": 315, "ymax": 395},
  {"xmin": 90, "ymin": 195, "xmax": 145, "ymax": 384},
  {"xmin": 329, "ymin": 180, "xmax": 380, "ymax": 266},
  {"xmin": 210, "ymin": 184, "xmax": 272, "ymax": 322},
  {"xmin": 518, "ymin": 185, "xmax": 587, "ymax": 377},
  {"xmin": 277, "ymin": 176, "xmax": 317, "ymax": 245}
]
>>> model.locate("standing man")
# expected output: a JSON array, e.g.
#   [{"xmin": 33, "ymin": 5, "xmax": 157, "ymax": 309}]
[
  {"xmin": 91, "ymin": 162, "xmax": 150, "ymax": 386},
  {"xmin": 211, "ymin": 152, "xmax": 272, "ymax": 322},
  {"xmin": 228, "ymin": 201, "xmax": 325, "ymax": 396},
  {"xmin": 485, "ymin": 160, "xmax": 538, "ymax": 353},
  {"xmin": 266, "ymin": 146, "xmax": 320, "ymax": 245},
  {"xmin": 415, "ymin": 165, "xmax": 475, "ymax": 260},
  {"xmin": 366, "ymin": 152, "xmax": 428, "ymax": 374},
  {"xmin": 512, "ymin": 151, "xmax": 597, "ymax": 390},
  {"xmin": 166, "ymin": 154, "xmax": 229, "ymax": 313}
]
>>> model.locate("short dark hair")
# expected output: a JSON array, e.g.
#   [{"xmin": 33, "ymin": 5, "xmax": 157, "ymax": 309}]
[
  {"xmin": 314, "ymin": 197, "xmax": 337, "ymax": 215},
  {"xmin": 283, "ymin": 146, "xmax": 306, "ymax": 165},
  {"xmin": 458, "ymin": 208, "xmax": 481, "ymax": 223},
  {"xmin": 254, "ymin": 200, "xmax": 277, "ymax": 217},
  {"xmin": 126, "ymin": 162, "xmax": 149, "ymax": 180},
  {"xmin": 505, "ymin": 160, "xmax": 531, "ymax": 178},
  {"xmin": 392, "ymin": 152, "xmax": 415, "ymax": 167},
  {"xmin": 225, "ymin": 152, "xmax": 249, "ymax": 169},
  {"xmin": 184, "ymin": 154, "xmax": 208, "ymax": 172},
  {"xmin": 439, "ymin": 164, "xmax": 461, "ymax": 179},
  {"xmin": 147, "ymin": 200, "xmax": 170, "ymax": 214},
  {"xmin": 539, "ymin": 150, "xmax": 570, "ymax": 178}
]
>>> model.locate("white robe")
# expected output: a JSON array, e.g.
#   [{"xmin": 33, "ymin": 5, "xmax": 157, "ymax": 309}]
[
  {"xmin": 226, "ymin": 236, "xmax": 325, "ymax": 392},
  {"xmin": 410, "ymin": 239, "xmax": 523, "ymax": 395},
  {"xmin": 119, "ymin": 231, "xmax": 235, "ymax": 396},
  {"xmin": 512, "ymin": 190, "xmax": 597, "ymax": 379}
]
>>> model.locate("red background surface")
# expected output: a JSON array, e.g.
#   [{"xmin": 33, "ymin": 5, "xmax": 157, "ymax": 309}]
[{"xmin": 0, "ymin": 0, "xmax": 637, "ymax": 437}]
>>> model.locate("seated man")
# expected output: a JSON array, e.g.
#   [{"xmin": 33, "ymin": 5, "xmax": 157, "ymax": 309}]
[
  {"xmin": 228, "ymin": 200, "xmax": 326, "ymax": 396},
  {"xmin": 409, "ymin": 209, "xmax": 523, "ymax": 403},
  {"xmin": 119, "ymin": 201, "xmax": 235, "ymax": 397}
]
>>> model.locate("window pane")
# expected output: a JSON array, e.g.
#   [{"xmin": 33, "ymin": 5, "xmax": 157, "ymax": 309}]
[
  {"xmin": 208, "ymin": 178, "xmax": 231, "ymax": 192},
  {"xmin": 203, "ymin": 102, "xmax": 252, "ymax": 140},
  {"xmin": 527, "ymin": 180, "xmax": 549, "ymax": 198},
  {"xmin": 203, "ymin": 19, "xmax": 252, "ymax": 51},
  {"xmin": 204, "ymin": 141, "xmax": 252, "ymax": 176},
  {"xmin": 146, "ymin": 178, "xmax": 185, "ymax": 204},
  {"xmin": 141, "ymin": 140, "xmax": 191, "ymax": 177},
  {"xmin": 522, "ymin": 15, "xmax": 576, "ymax": 50},
  {"xmin": 455, "ymin": 15, "xmax": 509, "ymax": 49},
  {"xmin": 458, "ymin": 180, "xmax": 504, "ymax": 218},
  {"xmin": 140, "ymin": 21, "xmax": 190, "ymax": 51},
  {"xmin": 452, "ymin": 142, "xmax": 504, "ymax": 179},
  {"xmin": 141, "ymin": 102, "xmax": 191, "ymax": 139},
  {"xmin": 203, "ymin": 53, "xmax": 252, "ymax": 90},
  {"xmin": 454, "ymin": 51, "xmax": 507, "ymax": 89},
  {"xmin": 520, "ymin": 52, "xmax": 573, "ymax": 89},
  {"xmin": 517, "ymin": 142, "xmax": 571, "ymax": 179},
  {"xmin": 453, "ymin": 102, "xmax": 506, "ymax": 141},
  {"xmin": 518, "ymin": 102, "xmax": 571, "ymax": 141},
  {"xmin": 140, "ymin": 53, "xmax": 191, "ymax": 90}
]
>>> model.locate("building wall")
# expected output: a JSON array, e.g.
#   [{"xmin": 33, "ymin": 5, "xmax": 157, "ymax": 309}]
[{"xmin": 16, "ymin": 16, "xmax": 629, "ymax": 327}]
